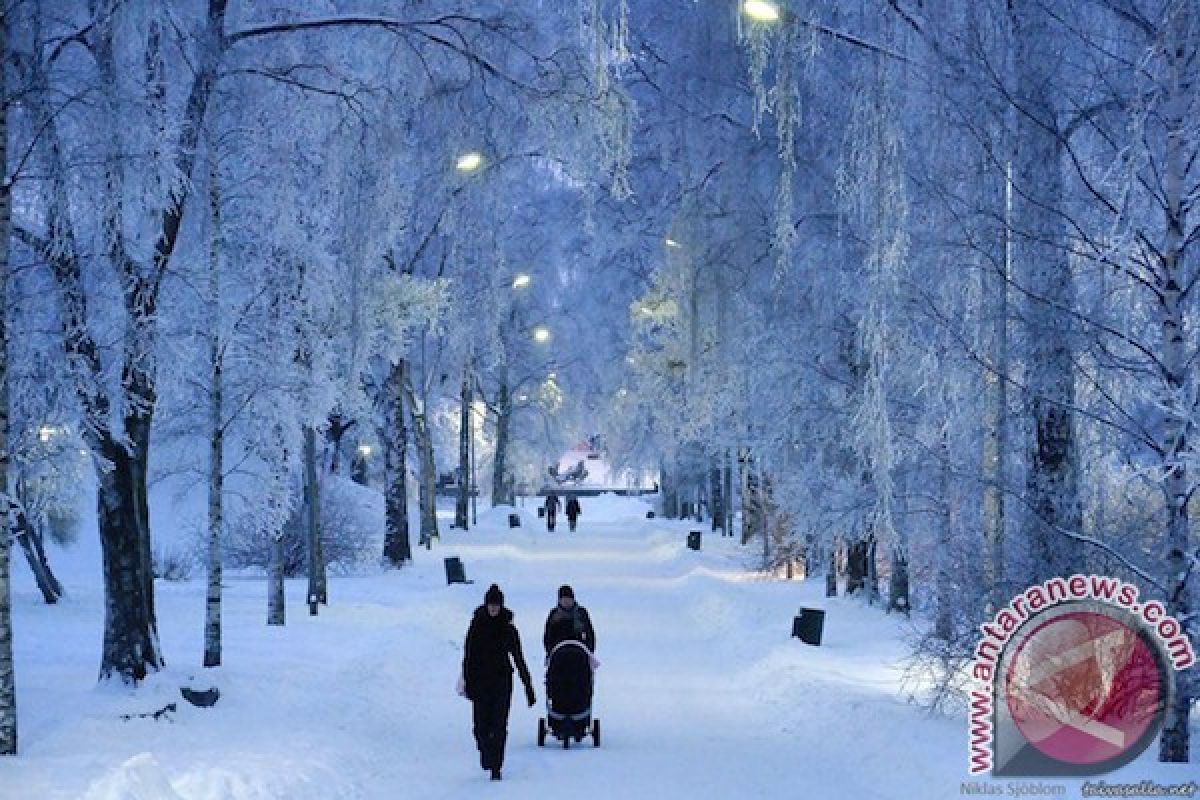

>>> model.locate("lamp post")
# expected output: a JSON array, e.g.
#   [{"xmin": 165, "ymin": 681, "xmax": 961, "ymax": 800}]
[
  {"xmin": 470, "ymin": 402, "xmax": 477, "ymax": 526},
  {"xmin": 533, "ymin": 326, "xmax": 551, "ymax": 344}
]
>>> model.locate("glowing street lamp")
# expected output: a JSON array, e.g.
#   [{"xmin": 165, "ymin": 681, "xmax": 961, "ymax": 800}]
[
  {"xmin": 533, "ymin": 326, "xmax": 552, "ymax": 344},
  {"xmin": 357, "ymin": 444, "xmax": 372, "ymax": 457},
  {"xmin": 512, "ymin": 273, "xmax": 532, "ymax": 289},
  {"xmin": 455, "ymin": 151, "xmax": 484, "ymax": 173},
  {"xmin": 742, "ymin": 0, "xmax": 781, "ymax": 22},
  {"xmin": 665, "ymin": 237, "xmax": 682, "ymax": 249},
  {"xmin": 38, "ymin": 425, "xmax": 57, "ymax": 443}
]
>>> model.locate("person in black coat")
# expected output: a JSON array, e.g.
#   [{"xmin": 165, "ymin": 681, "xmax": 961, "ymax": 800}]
[
  {"xmin": 544, "ymin": 492, "xmax": 560, "ymax": 532},
  {"xmin": 460, "ymin": 584, "xmax": 536, "ymax": 781},
  {"xmin": 543, "ymin": 584, "xmax": 596, "ymax": 655},
  {"xmin": 565, "ymin": 496, "xmax": 582, "ymax": 532}
]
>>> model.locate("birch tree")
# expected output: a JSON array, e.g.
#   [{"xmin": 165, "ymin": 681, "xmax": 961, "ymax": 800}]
[{"xmin": 0, "ymin": 2, "xmax": 16, "ymax": 753}]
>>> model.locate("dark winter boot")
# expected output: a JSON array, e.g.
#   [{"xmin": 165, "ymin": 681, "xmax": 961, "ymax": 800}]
[{"xmin": 490, "ymin": 768, "xmax": 502, "ymax": 781}]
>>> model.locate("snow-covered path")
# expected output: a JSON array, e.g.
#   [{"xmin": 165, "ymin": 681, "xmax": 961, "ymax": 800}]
[{"xmin": 2, "ymin": 496, "xmax": 1188, "ymax": 799}]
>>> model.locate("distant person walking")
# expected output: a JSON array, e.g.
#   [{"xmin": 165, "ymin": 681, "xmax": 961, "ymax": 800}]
[
  {"xmin": 459, "ymin": 584, "xmax": 536, "ymax": 781},
  {"xmin": 565, "ymin": 495, "xmax": 582, "ymax": 532},
  {"xmin": 544, "ymin": 492, "xmax": 560, "ymax": 532}
]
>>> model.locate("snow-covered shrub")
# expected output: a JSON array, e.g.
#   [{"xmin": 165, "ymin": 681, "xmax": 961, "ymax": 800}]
[
  {"xmin": 153, "ymin": 544, "xmax": 197, "ymax": 582},
  {"xmin": 224, "ymin": 476, "xmax": 380, "ymax": 576}
]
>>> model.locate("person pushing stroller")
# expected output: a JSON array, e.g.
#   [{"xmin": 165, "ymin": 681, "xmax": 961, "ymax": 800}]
[
  {"xmin": 543, "ymin": 585, "xmax": 595, "ymax": 655},
  {"xmin": 539, "ymin": 585, "xmax": 600, "ymax": 748}
]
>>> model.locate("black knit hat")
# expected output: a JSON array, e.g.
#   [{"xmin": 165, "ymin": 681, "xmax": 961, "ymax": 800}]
[
  {"xmin": 558, "ymin": 584, "xmax": 574, "ymax": 600},
  {"xmin": 485, "ymin": 584, "xmax": 504, "ymax": 606}
]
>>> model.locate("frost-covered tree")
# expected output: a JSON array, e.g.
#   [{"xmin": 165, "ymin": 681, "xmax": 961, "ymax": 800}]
[{"xmin": 0, "ymin": 3, "xmax": 16, "ymax": 754}]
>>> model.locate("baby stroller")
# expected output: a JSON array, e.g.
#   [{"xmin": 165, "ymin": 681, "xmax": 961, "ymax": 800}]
[{"xmin": 537, "ymin": 640, "xmax": 600, "ymax": 748}]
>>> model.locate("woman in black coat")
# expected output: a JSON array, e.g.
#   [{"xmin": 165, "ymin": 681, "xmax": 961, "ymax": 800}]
[{"xmin": 460, "ymin": 584, "xmax": 536, "ymax": 781}]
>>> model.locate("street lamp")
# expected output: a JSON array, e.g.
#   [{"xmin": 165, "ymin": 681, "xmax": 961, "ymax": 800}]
[
  {"xmin": 665, "ymin": 238, "xmax": 682, "ymax": 249},
  {"xmin": 742, "ymin": 0, "xmax": 781, "ymax": 22},
  {"xmin": 456, "ymin": 151, "xmax": 484, "ymax": 173},
  {"xmin": 533, "ymin": 326, "xmax": 551, "ymax": 344},
  {"xmin": 512, "ymin": 273, "xmax": 532, "ymax": 290},
  {"xmin": 357, "ymin": 444, "xmax": 372, "ymax": 457}
]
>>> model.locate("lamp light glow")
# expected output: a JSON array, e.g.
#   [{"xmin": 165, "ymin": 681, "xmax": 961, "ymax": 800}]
[
  {"xmin": 456, "ymin": 152, "xmax": 484, "ymax": 172},
  {"xmin": 743, "ymin": 0, "xmax": 781, "ymax": 22}
]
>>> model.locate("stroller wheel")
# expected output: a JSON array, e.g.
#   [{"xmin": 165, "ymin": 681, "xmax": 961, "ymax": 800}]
[
  {"xmin": 592, "ymin": 719, "xmax": 601, "ymax": 747},
  {"xmin": 537, "ymin": 718, "xmax": 546, "ymax": 747},
  {"xmin": 563, "ymin": 735, "xmax": 570, "ymax": 750}
]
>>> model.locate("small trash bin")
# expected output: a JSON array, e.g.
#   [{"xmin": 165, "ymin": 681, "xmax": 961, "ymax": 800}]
[
  {"xmin": 538, "ymin": 507, "xmax": 546, "ymax": 518},
  {"xmin": 444, "ymin": 557, "xmax": 468, "ymax": 585},
  {"xmin": 646, "ymin": 511, "xmax": 656, "ymax": 519},
  {"xmin": 508, "ymin": 513, "xmax": 521, "ymax": 528},
  {"xmin": 687, "ymin": 530, "xmax": 701, "ymax": 551},
  {"xmin": 792, "ymin": 608, "xmax": 825, "ymax": 646}
]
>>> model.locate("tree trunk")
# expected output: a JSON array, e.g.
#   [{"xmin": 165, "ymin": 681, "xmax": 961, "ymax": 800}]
[
  {"xmin": 455, "ymin": 373, "xmax": 469, "ymax": 529},
  {"xmin": 741, "ymin": 453, "xmax": 763, "ymax": 546},
  {"xmin": 491, "ymin": 379, "xmax": 513, "ymax": 507},
  {"xmin": 865, "ymin": 534, "xmax": 879, "ymax": 606},
  {"xmin": 303, "ymin": 425, "xmax": 326, "ymax": 608},
  {"xmin": 0, "ymin": 16, "xmax": 16, "ymax": 741},
  {"xmin": 1012, "ymin": 0, "xmax": 1082, "ymax": 582},
  {"xmin": 0, "ymin": 496, "xmax": 12, "ymax": 755},
  {"xmin": 710, "ymin": 460, "xmax": 723, "ymax": 533},
  {"xmin": 660, "ymin": 460, "xmax": 677, "ymax": 519},
  {"xmin": 1156, "ymin": 7, "xmax": 1192, "ymax": 762},
  {"xmin": 14, "ymin": 510, "xmax": 62, "ymax": 604},
  {"xmin": 382, "ymin": 360, "xmax": 411, "ymax": 566},
  {"xmin": 934, "ymin": 435, "xmax": 956, "ymax": 640},
  {"xmin": 267, "ymin": 522, "xmax": 285, "ymax": 626},
  {"xmin": 96, "ymin": 431, "xmax": 164, "ymax": 683},
  {"xmin": 846, "ymin": 539, "xmax": 868, "ymax": 595},
  {"xmin": 888, "ymin": 546, "xmax": 910, "ymax": 616},
  {"xmin": 203, "ymin": 161, "xmax": 223, "ymax": 668},
  {"xmin": 981, "ymin": 154, "xmax": 1011, "ymax": 612},
  {"xmin": 414, "ymin": 417, "xmax": 438, "ymax": 549},
  {"xmin": 760, "ymin": 471, "xmax": 772, "ymax": 570},
  {"xmin": 722, "ymin": 450, "xmax": 733, "ymax": 537},
  {"xmin": 325, "ymin": 413, "xmax": 357, "ymax": 476},
  {"xmin": 403, "ymin": 375, "xmax": 439, "ymax": 549}
]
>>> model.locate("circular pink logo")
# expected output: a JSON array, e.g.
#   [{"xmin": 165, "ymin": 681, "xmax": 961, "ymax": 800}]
[{"xmin": 1005, "ymin": 610, "xmax": 1164, "ymax": 767}]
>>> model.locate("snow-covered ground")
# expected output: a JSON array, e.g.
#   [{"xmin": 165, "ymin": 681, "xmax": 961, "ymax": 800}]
[{"xmin": 2, "ymin": 494, "xmax": 1193, "ymax": 799}]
